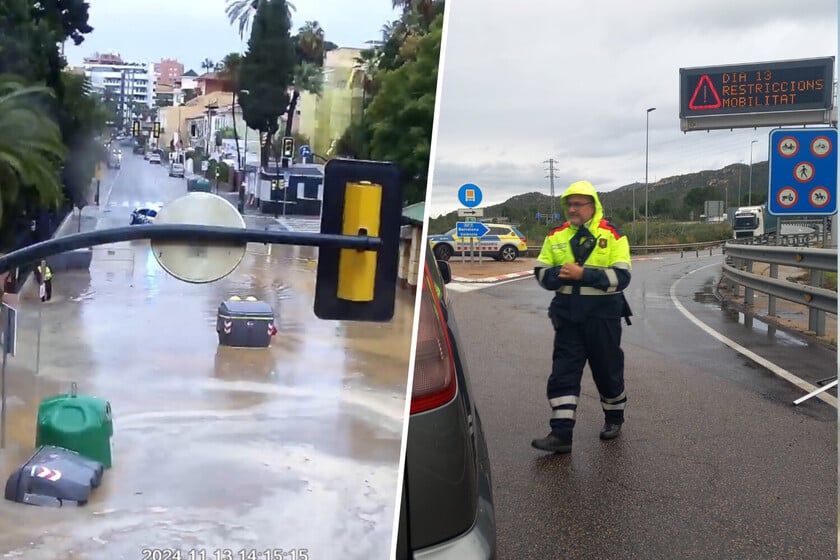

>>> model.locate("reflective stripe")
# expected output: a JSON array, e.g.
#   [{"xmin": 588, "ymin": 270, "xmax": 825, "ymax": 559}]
[
  {"xmin": 551, "ymin": 408, "xmax": 576, "ymax": 420},
  {"xmin": 602, "ymin": 402, "xmax": 626, "ymax": 411},
  {"xmin": 536, "ymin": 268, "xmax": 547, "ymax": 283},
  {"xmin": 601, "ymin": 391, "xmax": 626, "ymax": 403},
  {"xmin": 549, "ymin": 395, "xmax": 578, "ymax": 407},
  {"xmin": 613, "ymin": 261, "xmax": 630, "ymax": 270},
  {"xmin": 604, "ymin": 269, "xmax": 619, "ymax": 292},
  {"xmin": 556, "ymin": 286, "xmax": 613, "ymax": 295}
]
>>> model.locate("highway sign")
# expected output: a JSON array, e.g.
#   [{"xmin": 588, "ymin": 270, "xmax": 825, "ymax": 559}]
[
  {"xmin": 456, "ymin": 221, "xmax": 489, "ymax": 238},
  {"xmin": 679, "ymin": 57, "xmax": 835, "ymax": 131},
  {"xmin": 458, "ymin": 183, "xmax": 483, "ymax": 208},
  {"xmin": 458, "ymin": 208, "xmax": 484, "ymax": 217},
  {"xmin": 768, "ymin": 127, "xmax": 837, "ymax": 216}
]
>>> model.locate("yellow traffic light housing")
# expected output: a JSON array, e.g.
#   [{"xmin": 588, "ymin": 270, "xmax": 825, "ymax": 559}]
[
  {"xmin": 282, "ymin": 136, "xmax": 294, "ymax": 159},
  {"xmin": 314, "ymin": 159, "xmax": 402, "ymax": 322},
  {"xmin": 132, "ymin": 120, "xmax": 140, "ymax": 137},
  {"xmin": 153, "ymin": 121, "xmax": 161, "ymax": 138}
]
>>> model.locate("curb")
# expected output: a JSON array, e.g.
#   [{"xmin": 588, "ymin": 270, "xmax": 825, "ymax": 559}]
[{"xmin": 452, "ymin": 270, "xmax": 533, "ymax": 284}]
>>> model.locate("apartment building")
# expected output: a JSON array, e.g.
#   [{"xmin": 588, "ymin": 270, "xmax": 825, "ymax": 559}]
[{"xmin": 83, "ymin": 52, "xmax": 155, "ymax": 125}]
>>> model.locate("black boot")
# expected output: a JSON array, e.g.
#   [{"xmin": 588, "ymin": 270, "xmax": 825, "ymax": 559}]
[
  {"xmin": 531, "ymin": 432, "xmax": 572, "ymax": 454},
  {"xmin": 599, "ymin": 421, "xmax": 622, "ymax": 440}
]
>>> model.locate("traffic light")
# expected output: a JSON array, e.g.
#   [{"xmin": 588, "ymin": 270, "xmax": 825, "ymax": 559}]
[
  {"xmin": 132, "ymin": 120, "xmax": 140, "ymax": 137},
  {"xmin": 153, "ymin": 121, "xmax": 161, "ymax": 139},
  {"xmin": 281, "ymin": 136, "xmax": 294, "ymax": 159}
]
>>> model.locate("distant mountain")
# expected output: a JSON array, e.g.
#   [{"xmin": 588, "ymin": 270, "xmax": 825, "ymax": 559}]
[{"xmin": 430, "ymin": 161, "xmax": 769, "ymax": 235}]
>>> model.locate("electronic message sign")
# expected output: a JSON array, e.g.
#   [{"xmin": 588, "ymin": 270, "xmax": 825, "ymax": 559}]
[{"xmin": 679, "ymin": 57, "xmax": 835, "ymax": 132}]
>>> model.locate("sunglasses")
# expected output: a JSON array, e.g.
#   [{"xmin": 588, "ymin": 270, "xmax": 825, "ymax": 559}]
[{"xmin": 565, "ymin": 201, "xmax": 593, "ymax": 209}]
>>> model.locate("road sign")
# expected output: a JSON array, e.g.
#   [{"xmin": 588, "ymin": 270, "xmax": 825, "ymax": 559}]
[
  {"xmin": 458, "ymin": 208, "xmax": 484, "ymax": 217},
  {"xmin": 299, "ymin": 145, "xmax": 312, "ymax": 157},
  {"xmin": 679, "ymin": 57, "xmax": 834, "ymax": 131},
  {"xmin": 456, "ymin": 221, "xmax": 489, "ymax": 238},
  {"xmin": 458, "ymin": 183, "xmax": 482, "ymax": 208},
  {"xmin": 768, "ymin": 127, "xmax": 837, "ymax": 216}
]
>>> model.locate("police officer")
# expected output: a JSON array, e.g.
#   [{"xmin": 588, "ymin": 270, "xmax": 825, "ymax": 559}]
[
  {"xmin": 531, "ymin": 180, "xmax": 632, "ymax": 454},
  {"xmin": 36, "ymin": 259, "xmax": 52, "ymax": 302}
]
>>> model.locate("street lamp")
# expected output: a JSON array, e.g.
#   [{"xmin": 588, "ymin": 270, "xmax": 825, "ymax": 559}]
[
  {"xmin": 237, "ymin": 89, "xmax": 250, "ymax": 214},
  {"xmin": 748, "ymin": 140, "xmax": 758, "ymax": 206},
  {"xmin": 644, "ymin": 107, "xmax": 656, "ymax": 249}
]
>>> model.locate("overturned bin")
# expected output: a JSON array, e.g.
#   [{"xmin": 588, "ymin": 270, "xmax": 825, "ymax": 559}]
[
  {"xmin": 5, "ymin": 445, "xmax": 104, "ymax": 507},
  {"xmin": 35, "ymin": 385, "xmax": 113, "ymax": 469},
  {"xmin": 217, "ymin": 296, "xmax": 278, "ymax": 348}
]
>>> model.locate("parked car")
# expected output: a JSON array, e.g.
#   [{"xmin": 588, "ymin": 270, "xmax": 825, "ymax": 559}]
[
  {"xmin": 148, "ymin": 152, "xmax": 162, "ymax": 164},
  {"xmin": 394, "ymin": 242, "xmax": 497, "ymax": 559},
  {"xmin": 428, "ymin": 223, "xmax": 528, "ymax": 262},
  {"xmin": 169, "ymin": 161, "xmax": 185, "ymax": 177},
  {"xmin": 129, "ymin": 207, "xmax": 158, "ymax": 225}
]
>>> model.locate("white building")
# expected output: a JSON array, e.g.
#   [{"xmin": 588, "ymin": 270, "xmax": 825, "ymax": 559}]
[{"xmin": 83, "ymin": 53, "xmax": 156, "ymax": 126}]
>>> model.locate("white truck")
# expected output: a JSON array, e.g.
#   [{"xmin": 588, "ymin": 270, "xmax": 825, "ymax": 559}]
[{"xmin": 732, "ymin": 205, "xmax": 778, "ymax": 239}]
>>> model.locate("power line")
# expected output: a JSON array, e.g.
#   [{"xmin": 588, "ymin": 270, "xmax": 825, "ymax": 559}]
[{"xmin": 544, "ymin": 158, "xmax": 559, "ymax": 221}]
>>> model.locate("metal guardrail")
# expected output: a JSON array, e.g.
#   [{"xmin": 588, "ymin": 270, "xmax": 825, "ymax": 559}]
[{"xmin": 721, "ymin": 242, "xmax": 837, "ymax": 337}]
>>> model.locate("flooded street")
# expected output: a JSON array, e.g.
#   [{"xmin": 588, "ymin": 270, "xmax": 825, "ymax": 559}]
[{"xmin": 0, "ymin": 155, "xmax": 415, "ymax": 559}]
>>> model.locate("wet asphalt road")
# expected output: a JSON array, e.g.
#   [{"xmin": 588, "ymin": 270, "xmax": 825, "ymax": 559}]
[
  {"xmin": 446, "ymin": 253, "xmax": 836, "ymax": 559},
  {"xmin": 0, "ymin": 152, "xmax": 413, "ymax": 559}
]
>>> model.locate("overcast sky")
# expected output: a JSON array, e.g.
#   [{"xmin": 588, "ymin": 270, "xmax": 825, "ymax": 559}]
[
  {"xmin": 65, "ymin": 0, "xmax": 399, "ymax": 73},
  {"xmin": 429, "ymin": 0, "xmax": 838, "ymax": 216}
]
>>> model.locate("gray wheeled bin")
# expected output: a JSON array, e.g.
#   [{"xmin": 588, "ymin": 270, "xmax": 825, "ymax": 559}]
[
  {"xmin": 216, "ymin": 296, "xmax": 277, "ymax": 348},
  {"xmin": 5, "ymin": 445, "xmax": 104, "ymax": 507}
]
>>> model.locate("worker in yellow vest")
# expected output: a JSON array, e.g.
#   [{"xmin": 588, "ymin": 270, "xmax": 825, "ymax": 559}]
[{"xmin": 36, "ymin": 260, "xmax": 52, "ymax": 302}]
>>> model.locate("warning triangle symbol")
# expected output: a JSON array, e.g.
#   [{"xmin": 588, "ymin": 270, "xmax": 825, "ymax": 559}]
[{"xmin": 688, "ymin": 75, "xmax": 722, "ymax": 110}]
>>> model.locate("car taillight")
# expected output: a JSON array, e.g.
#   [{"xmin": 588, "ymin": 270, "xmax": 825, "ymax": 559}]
[
  {"xmin": 410, "ymin": 265, "xmax": 457, "ymax": 414},
  {"xmin": 520, "ymin": 236, "xmax": 527, "ymax": 244}
]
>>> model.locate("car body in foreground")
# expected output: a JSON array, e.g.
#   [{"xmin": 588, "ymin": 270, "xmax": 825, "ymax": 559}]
[{"xmin": 394, "ymin": 242, "xmax": 496, "ymax": 559}]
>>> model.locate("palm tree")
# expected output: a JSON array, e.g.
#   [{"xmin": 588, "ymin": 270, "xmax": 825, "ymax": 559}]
[
  {"xmin": 201, "ymin": 58, "xmax": 215, "ymax": 73},
  {"xmin": 282, "ymin": 21, "xmax": 325, "ymax": 143},
  {"xmin": 392, "ymin": 0, "xmax": 439, "ymax": 27},
  {"xmin": 0, "ymin": 79, "xmax": 67, "ymax": 226},
  {"xmin": 225, "ymin": 0, "xmax": 296, "ymax": 39},
  {"xmin": 217, "ymin": 53, "xmax": 244, "ymax": 170},
  {"xmin": 284, "ymin": 60, "xmax": 323, "ymax": 140}
]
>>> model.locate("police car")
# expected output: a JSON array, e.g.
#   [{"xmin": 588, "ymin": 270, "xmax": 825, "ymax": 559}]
[{"xmin": 429, "ymin": 223, "xmax": 528, "ymax": 262}]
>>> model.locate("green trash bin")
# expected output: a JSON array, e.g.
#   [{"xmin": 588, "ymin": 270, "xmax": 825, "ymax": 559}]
[
  {"xmin": 195, "ymin": 178, "xmax": 212, "ymax": 192},
  {"xmin": 35, "ymin": 384, "xmax": 113, "ymax": 469}
]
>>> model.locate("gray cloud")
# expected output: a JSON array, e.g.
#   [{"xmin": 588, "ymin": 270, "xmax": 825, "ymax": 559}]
[
  {"xmin": 65, "ymin": 0, "xmax": 398, "ymax": 72},
  {"xmin": 430, "ymin": 0, "xmax": 836, "ymax": 215}
]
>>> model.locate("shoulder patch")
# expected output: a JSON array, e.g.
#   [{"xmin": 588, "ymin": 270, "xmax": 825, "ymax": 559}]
[{"xmin": 599, "ymin": 219, "xmax": 624, "ymax": 240}]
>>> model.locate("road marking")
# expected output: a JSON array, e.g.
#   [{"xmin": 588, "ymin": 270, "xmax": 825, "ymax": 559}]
[
  {"xmin": 447, "ymin": 274, "xmax": 532, "ymax": 293},
  {"xmin": 670, "ymin": 262, "xmax": 836, "ymax": 408}
]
